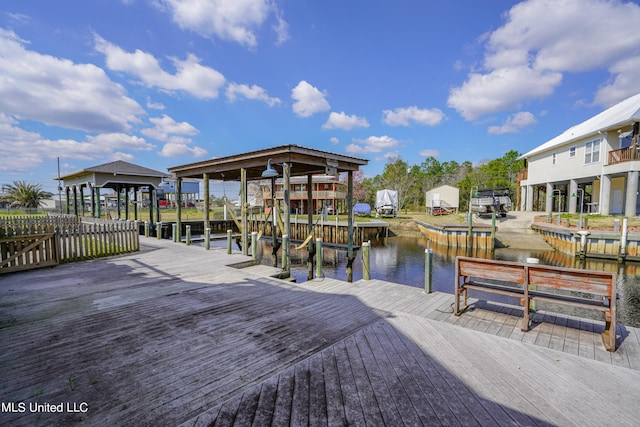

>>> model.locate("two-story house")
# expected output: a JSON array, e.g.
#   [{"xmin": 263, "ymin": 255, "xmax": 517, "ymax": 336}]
[
  {"xmin": 519, "ymin": 92, "xmax": 640, "ymax": 217},
  {"xmin": 263, "ymin": 174, "xmax": 347, "ymax": 215}
]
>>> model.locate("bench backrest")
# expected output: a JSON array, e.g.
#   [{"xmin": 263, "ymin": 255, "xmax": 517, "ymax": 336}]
[
  {"xmin": 456, "ymin": 256, "xmax": 616, "ymax": 298},
  {"xmin": 527, "ymin": 265, "xmax": 615, "ymax": 298},
  {"xmin": 457, "ymin": 257, "xmax": 525, "ymax": 284}
]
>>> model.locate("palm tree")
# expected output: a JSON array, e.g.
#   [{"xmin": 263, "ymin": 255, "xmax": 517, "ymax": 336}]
[{"xmin": 2, "ymin": 181, "xmax": 53, "ymax": 208}]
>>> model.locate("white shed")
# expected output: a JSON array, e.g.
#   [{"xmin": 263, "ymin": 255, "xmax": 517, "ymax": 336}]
[{"xmin": 425, "ymin": 185, "xmax": 459, "ymax": 215}]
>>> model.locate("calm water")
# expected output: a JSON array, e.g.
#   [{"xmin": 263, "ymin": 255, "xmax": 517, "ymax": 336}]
[{"xmin": 206, "ymin": 236, "xmax": 640, "ymax": 328}]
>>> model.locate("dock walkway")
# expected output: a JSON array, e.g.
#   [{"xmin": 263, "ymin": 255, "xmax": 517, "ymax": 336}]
[{"xmin": 1, "ymin": 237, "xmax": 639, "ymax": 426}]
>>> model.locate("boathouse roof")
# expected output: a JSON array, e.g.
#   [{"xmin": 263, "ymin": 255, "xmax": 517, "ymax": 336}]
[{"xmin": 168, "ymin": 144, "xmax": 368, "ymax": 181}]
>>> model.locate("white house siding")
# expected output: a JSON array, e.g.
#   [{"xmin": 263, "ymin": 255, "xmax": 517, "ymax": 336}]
[{"xmin": 520, "ymin": 93, "xmax": 640, "ymax": 217}]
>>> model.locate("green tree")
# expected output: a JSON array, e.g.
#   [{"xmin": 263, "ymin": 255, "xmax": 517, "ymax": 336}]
[{"xmin": 2, "ymin": 181, "xmax": 53, "ymax": 208}]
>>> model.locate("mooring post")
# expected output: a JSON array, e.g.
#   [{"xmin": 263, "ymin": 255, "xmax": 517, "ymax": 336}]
[
  {"xmin": 362, "ymin": 241, "xmax": 371, "ymax": 280},
  {"xmin": 156, "ymin": 222, "xmax": 162, "ymax": 239},
  {"xmin": 282, "ymin": 234, "xmax": 289, "ymax": 272},
  {"xmin": 620, "ymin": 217, "xmax": 628, "ymax": 261},
  {"xmin": 315, "ymin": 238, "xmax": 323, "ymax": 278},
  {"xmin": 424, "ymin": 242, "xmax": 433, "ymax": 293},
  {"xmin": 491, "ymin": 211, "xmax": 496, "ymax": 242},
  {"xmin": 144, "ymin": 221, "xmax": 149, "ymax": 238},
  {"xmin": 186, "ymin": 225, "xmax": 191, "ymax": 245},
  {"xmin": 251, "ymin": 231, "xmax": 258, "ymax": 260},
  {"xmin": 172, "ymin": 223, "xmax": 177, "ymax": 242},
  {"xmin": 205, "ymin": 228, "xmax": 210, "ymax": 250},
  {"xmin": 467, "ymin": 212, "xmax": 473, "ymax": 249},
  {"xmin": 227, "ymin": 229, "xmax": 232, "ymax": 254},
  {"xmin": 578, "ymin": 230, "xmax": 590, "ymax": 259}
]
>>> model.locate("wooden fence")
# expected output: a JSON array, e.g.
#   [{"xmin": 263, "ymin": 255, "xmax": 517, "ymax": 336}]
[{"xmin": 1, "ymin": 215, "xmax": 140, "ymax": 274}]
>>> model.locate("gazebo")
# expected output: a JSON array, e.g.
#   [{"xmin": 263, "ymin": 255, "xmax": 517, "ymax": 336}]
[
  {"xmin": 59, "ymin": 160, "xmax": 167, "ymax": 223},
  {"xmin": 168, "ymin": 145, "xmax": 368, "ymax": 280}
]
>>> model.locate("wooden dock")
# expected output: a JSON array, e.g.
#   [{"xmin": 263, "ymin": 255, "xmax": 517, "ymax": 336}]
[{"xmin": 1, "ymin": 237, "xmax": 639, "ymax": 426}]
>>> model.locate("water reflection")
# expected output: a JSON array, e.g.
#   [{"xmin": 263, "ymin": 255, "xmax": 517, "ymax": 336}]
[{"xmin": 205, "ymin": 236, "xmax": 640, "ymax": 328}]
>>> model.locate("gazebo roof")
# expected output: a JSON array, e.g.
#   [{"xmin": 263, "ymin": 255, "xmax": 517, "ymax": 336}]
[
  {"xmin": 60, "ymin": 160, "xmax": 167, "ymax": 189},
  {"xmin": 60, "ymin": 160, "xmax": 167, "ymax": 180},
  {"xmin": 168, "ymin": 145, "xmax": 368, "ymax": 181}
]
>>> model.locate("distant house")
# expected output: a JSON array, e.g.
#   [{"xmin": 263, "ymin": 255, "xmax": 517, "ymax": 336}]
[
  {"xmin": 425, "ymin": 185, "xmax": 459, "ymax": 215},
  {"xmin": 519, "ymin": 93, "xmax": 640, "ymax": 216},
  {"xmin": 265, "ymin": 175, "xmax": 346, "ymax": 215}
]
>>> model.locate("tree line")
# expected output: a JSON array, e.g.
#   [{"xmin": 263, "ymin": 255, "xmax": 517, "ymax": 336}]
[{"xmin": 350, "ymin": 150, "xmax": 524, "ymax": 212}]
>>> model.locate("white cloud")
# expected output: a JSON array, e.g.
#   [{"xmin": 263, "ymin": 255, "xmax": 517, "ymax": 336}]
[
  {"xmin": 594, "ymin": 56, "xmax": 640, "ymax": 107},
  {"xmin": 147, "ymin": 98, "xmax": 165, "ymax": 110},
  {"xmin": 158, "ymin": 0, "xmax": 288, "ymax": 48},
  {"xmin": 158, "ymin": 142, "xmax": 207, "ymax": 158},
  {"xmin": 345, "ymin": 135, "xmax": 399, "ymax": 155},
  {"xmin": 0, "ymin": 119, "xmax": 154, "ymax": 172},
  {"xmin": 291, "ymin": 81, "xmax": 330, "ymax": 117},
  {"xmin": 322, "ymin": 112, "xmax": 369, "ymax": 130},
  {"xmin": 95, "ymin": 35, "xmax": 225, "ymax": 99},
  {"xmin": 383, "ymin": 106, "xmax": 446, "ymax": 127},
  {"xmin": 0, "ymin": 28, "xmax": 143, "ymax": 133},
  {"xmin": 330, "ymin": 137, "xmax": 339, "ymax": 145},
  {"xmin": 419, "ymin": 149, "xmax": 440, "ymax": 158},
  {"xmin": 142, "ymin": 114, "xmax": 199, "ymax": 142},
  {"xmin": 448, "ymin": 67, "xmax": 561, "ymax": 121},
  {"xmin": 226, "ymin": 83, "xmax": 281, "ymax": 106},
  {"xmin": 488, "ymin": 111, "xmax": 537, "ymax": 135},
  {"xmin": 448, "ymin": 0, "xmax": 640, "ymax": 119}
]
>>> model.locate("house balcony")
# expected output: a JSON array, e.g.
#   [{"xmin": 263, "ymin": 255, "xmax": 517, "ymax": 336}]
[
  {"xmin": 275, "ymin": 190, "xmax": 347, "ymax": 200},
  {"xmin": 518, "ymin": 169, "xmax": 528, "ymax": 182},
  {"xmin": 608, "ymin": 146, "xmax": 638, "ymax": 165}
]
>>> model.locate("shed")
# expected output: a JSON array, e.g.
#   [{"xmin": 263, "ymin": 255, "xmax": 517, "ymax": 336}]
[{"xmin": 425, "ymin": 185, "xmax": 459, "ymax": 215}]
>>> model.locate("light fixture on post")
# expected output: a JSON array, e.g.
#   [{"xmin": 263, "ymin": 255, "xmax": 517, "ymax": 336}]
[{"xmin": 262, "ymin": 159, "xmax": 280, "ymax": 178}]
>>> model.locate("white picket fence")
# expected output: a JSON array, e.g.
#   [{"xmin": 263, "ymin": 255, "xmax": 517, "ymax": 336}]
[{"xmin": 0, "ymin": 215, "xmax": 140, "ymax": 273}]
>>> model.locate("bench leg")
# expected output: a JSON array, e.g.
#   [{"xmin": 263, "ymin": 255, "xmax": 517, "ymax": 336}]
[
  {"xmin": 601, "ymin": 312, "xmax": 616, "ymax": 352},
  {"xmin": 521, "ymin": 297, "xmax": 531, "ymax": 332}
]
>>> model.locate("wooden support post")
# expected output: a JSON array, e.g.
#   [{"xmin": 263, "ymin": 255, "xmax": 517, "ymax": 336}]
[
  {"xmin": 251, "ymin": 231, "xmax": 258, "ymax": 259},
  {"xmin": 316, "ymin": 237, "xmax": 323, "ymax": 278},
  {"xmin": 272, "ymin": 177, "xmax": 278, "ymax": 268},
  {"xmin": 467, "ymin": 211, "xmax": 473, "ymax": 249},
  {"xmin": 156, "ymin": 222, "xmax": 162, "ymax": 239},
  {"xmin": 227, "ymin": 229, "xmax": 232, "ymax": 254},
  {"xmin": 205, "ymin": 228, "xmax": 210, "ymax": 250},
  {"xmin": 186, "ymin": 225, "xmax": 191, "ymax": 245},
  {"xmin": 424, "ymin": 244, "xmax": 433, "ymax": 293},
  {"xmin": 176, "ymin": 177, "xmax": 182, "ymax": 243},
  {"xmin": 362, "ymin": 241, "xmax": 370, "ymax": 280},
  {"xmin": 203, "ymin": 173, "xmax": 210, "ymax": 235},
  {"xmin": 116, "ymin": 186, "xmax": 121, "ymax": 219},
  {"xmin": 307, "ymin": 174, "xmax": 315, "ymax": 280},
  {"xmin": 346, "ymin": 170, "xmax": 355, "ymax": 282},
  {"xmin": 172, "ymin": 223, "xmax": 177, "ymax": 242},
  {"xmin": 149, "ymin": 188, "xmax": 154, "ymax": 225},
  {"xmin": 283, "ymin": 163, "xmax": 291, "ymax": 272},
  {"xmin": 282, "ymin": 234, "xmax": 289, "ymax": 271},
  {"xmin": 241, "ymin": 168, "xmax": 248, "ymax": 256},
  {"xmin": 144, "ymin": 221, "xmax": 149, "ymax": 238}
]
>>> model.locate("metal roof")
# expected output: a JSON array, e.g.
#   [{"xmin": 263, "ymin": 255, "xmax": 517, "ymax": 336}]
[
  {"xmin": 168, "ymin": 144, "xmax": 368, "ymax": 180},
  {"xmin": 60, "ymin": 160, "xmax": 167, "ymax": 180},
  {"xmin": 520, "ymin": 92, "xmax": 640, "ymax": 159}
]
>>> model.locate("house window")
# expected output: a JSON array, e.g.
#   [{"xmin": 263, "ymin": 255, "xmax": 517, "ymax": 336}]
[
  {"xmin": 584, "ymin": 139, "xmax": 601, "ymax": 164},
  {"xmin": 552, "ymin": 152, "xmax": 557, "ymax": 165},
  {"xmin": 569, "ymin": 146, "xmax": 576, "ymax": 157}
]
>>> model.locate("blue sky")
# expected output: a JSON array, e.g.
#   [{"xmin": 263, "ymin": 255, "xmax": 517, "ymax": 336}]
[{"xmin": 2, "ymin": 0, "xmax": 640, "ymax": 196}]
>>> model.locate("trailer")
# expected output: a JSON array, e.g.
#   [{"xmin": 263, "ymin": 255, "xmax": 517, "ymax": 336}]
[
  {"xmin": 470, "ymin": 188, "xmax": 511, "ymax": 218},
  {"xmin": 375, "ymin": 189, "xmax": 398, "ymax": 218}
]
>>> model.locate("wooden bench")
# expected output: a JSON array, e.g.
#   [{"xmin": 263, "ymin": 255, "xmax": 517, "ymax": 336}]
[{"xmin": 454, "ymin": 256, "xmax": 617, "ymax": 351}]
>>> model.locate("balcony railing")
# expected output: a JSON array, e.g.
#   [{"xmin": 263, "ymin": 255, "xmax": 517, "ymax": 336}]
[
  {"xmin": 518, "ymin": 169, "xmax": 528, "ymax": 181},
  {"xmin": 275, "ymin": 190, "xmax": 347, "ymax": 200},
  {"xmin": 608, "ymin": 146, "xmax": 637, "ymax": 165}
]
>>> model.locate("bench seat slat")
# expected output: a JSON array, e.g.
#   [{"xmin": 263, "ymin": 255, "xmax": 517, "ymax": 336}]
[{"xmin": 528, "ymin": 291, "xmax": 610, "ymax": 312}]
